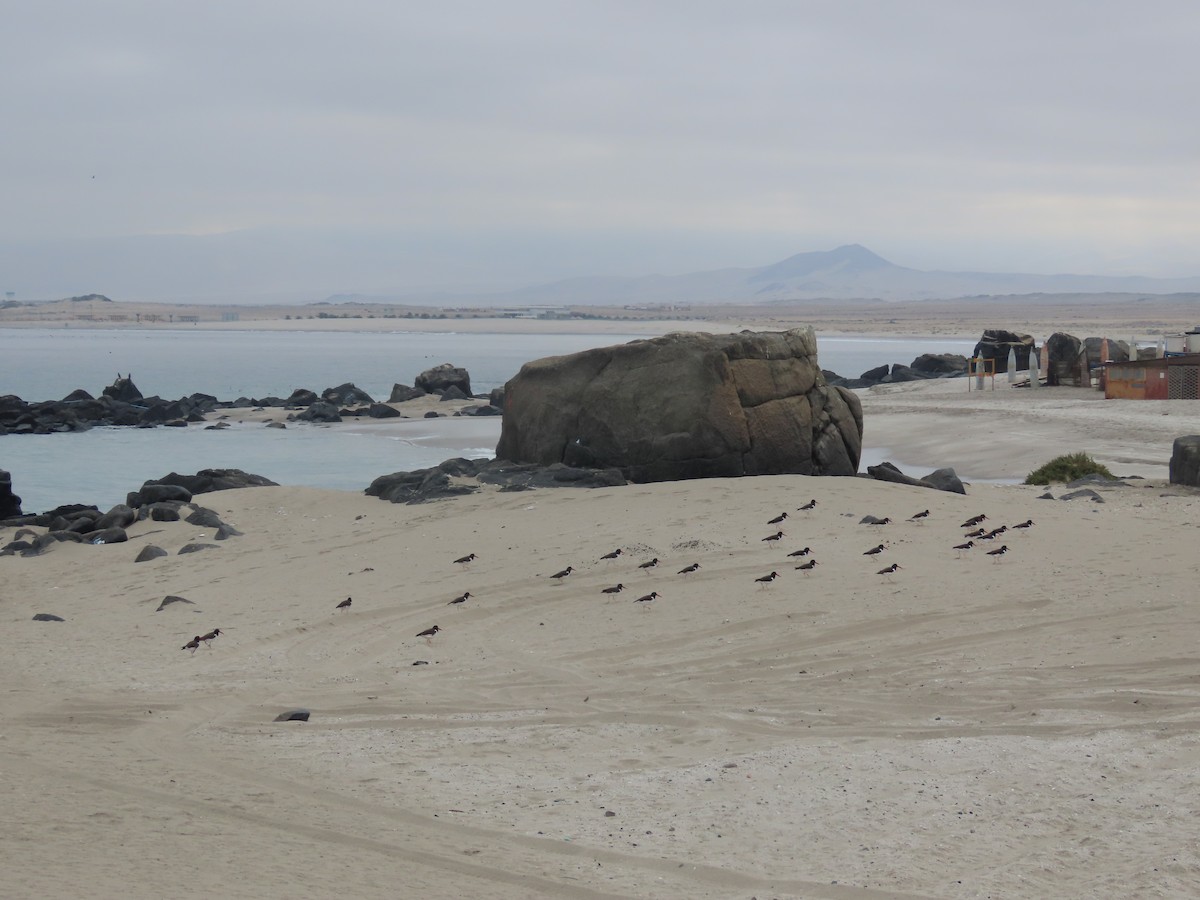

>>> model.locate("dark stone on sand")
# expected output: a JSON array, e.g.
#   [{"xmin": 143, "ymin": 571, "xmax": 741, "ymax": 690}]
[
  {"xmin": 102, "ymin": 375, "xmax": 143, "ymax": 403},
  {"xmin": 287, "ymin": 388, "xmax": 319, "ymax": 407},
  {"xmin": 1169, "ymin": 436, "xmax": 1200, "ymax": 487},
  {"xmin": 293, "ymin": 400, "xmax": 342, "ymax": 423},
  {"xmin": 32, "ymin": 613, "xmax": 65, "ymax": 622},
  {"xmin": 910, "ymin": 353, "xmax": 969, "ymax": 375},
  {"xmin": 438, "ymin": 384, "xmax": 472, "ymax": 401},
  {"xmin": 424, "ymin": 411, "xmax": 441, "ymax": 418},
  {"xmin": 860, "ymin": 364, "xmax": 890, "ymax": 382},
  {"xmin": 489, "ymin": 387, "xmax": 505, "ymax": 408},
  {"xmin": 415, "ymin": 363, "xmax": 472, "ymax": 397},
  {"xmin": 87, "ymin": 526, "xmax": 129, "ymax": 545},
  {"xmin": 923, "ymin": 468, "xmax": 966, "ymax": 494},
  {"xmin": 94, "ymin": 504, "xmax": 137, "ymax": 530},
  {"xmin": 185, "ymin": 506, "xmax": 227, "ymax": 528},
  {"xmin": 367, "ymin": 402, "xmax": 401, "ymax": 418},
  {"xmin": 274, "ymin": 709, "xmax": 311, "ymax": 722},
  {"xmin": 321, "ymin": 383, "xmax": 375, "ymax": 406},
  {"xmin": 214, "ymin": 523, "xmax": 244, "ymax": 540},
  {"xmin": 0, "ymin": 469, "xmax": 22, "ymax": 518},
  {"xmin": 178, "ymin": 542, "xmax": 219, "ymax": 554},
  {"xmin": 1060, "ymin": 488, "xmax": 1104, "ymax": 502},
  {"xmin": 1066, "ymin": 474, "xmax": 1129, "ymax": 488},
  {"xmin": 388, "ymin": 384, "xmax": 427, "ymax": 403},
  {"xmin": 138, "ymin": 483, "xmax": 194, "ymax": 505},
  {"xmin": 135, "ymin": 545, "xmax": 169, "ymax": 563},
  {"xmin": 865, "ymin": 461, "xmax": 965, "ymax": 494},
  {"xmin": 144, "ymin": 503, "xmax": 183, "ymax": 522},
  {"xmin": 266, "ymin": 421, "xmax": 286, "ymax": 429},
  {"xmin": 156, "ymin": 594, "xmax": 194, "ymax": 611}
]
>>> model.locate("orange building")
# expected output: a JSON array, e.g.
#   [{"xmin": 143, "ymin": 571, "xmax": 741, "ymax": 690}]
[{"xmin": 1103, "ymin": 354, "xmax": 1200, "ymax": 400}]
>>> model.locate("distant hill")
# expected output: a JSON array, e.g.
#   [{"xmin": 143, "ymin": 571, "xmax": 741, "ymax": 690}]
[{"xmin": 345, "ymin": 244, "xmax": 1200, "ymax": 306}]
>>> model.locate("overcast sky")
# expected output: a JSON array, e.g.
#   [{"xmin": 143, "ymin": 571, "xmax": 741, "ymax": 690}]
[{"xmin": 4, "ymin": 1, "xmax": 1200, "ymax": 299}]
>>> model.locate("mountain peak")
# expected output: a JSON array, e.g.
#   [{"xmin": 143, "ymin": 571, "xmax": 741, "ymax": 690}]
[{"xmin": 749, "ymin": 245, "xmax": 897, "ymax": 283}]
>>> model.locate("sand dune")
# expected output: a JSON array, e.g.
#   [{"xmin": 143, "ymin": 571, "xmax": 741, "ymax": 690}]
[{"xmin": 4, "ymin": 469, "xmax": 1200, "ymax": 898}]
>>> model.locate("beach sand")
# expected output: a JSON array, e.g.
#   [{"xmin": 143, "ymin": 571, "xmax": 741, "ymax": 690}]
[{"xmin": 4, "ymin": 413, "xmax": 1200, "ymax": 897}]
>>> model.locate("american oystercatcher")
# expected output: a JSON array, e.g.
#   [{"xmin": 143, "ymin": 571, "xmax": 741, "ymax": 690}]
[
  {"xmin": 448, "ymin": 591, "xmax": 472, "ymax": 605},
  {"xmin": 550, "ymin": 566, "xmax": 574, "ymax": 579},
  {"xmin": 953, "ymin": 540, "xmax": 974, "ymax": 556},
  {"xmin": 964, "ymin": 528, "xmax": 986, "ymax": 539},
  {"xmin": 908, "ymin": 510, "xmax": 930, "ymax": 522},
  {"xmin": 634, "ymin": 591, "xmax": 659, "ymax": 606},
  {"xmin": 798, "ymin": 499, "xmax": 817, "ymax": 510},
  {"xmin": 877, "ymin": 563, "xmax": 901, "ymax": 578},
  {"xmin": 795, "ymin": 559, "xmax": 818, "ymax": 572},
  {"xmin": 416, "ymin": 625, "xmax": 441, "ymax": 642},
  {"xmin": 181, "ymin": 635, "xmax": 202, "ymax": 654},
  {"xmin": 761, "ymin": 531, "xmax": 785, "ymax": 542},
  {"xmin": 863, "ymin": 544, "xmax": 886, "ymax": 557},
  {"xmin": 600, "ymin": 548, "xmax": 623, "ymax": 560},
  {"xmin": 200, "ymin": 628, "xmax": 222, "ymax": 646},
  {"xmin": 638, "ymin": 558, "xmax": 659, "ymax": 571},
  {"xmin": 767, "ymin": 512, "xmax": 788, "ymax": 525},
  {"xmin": 677, "ymin": 563, "xmax": 701, "ymax": 574},
  {"xmin": 787, "ymin": 547, "xmax": 812, "ymax": 558},
  {"xmin": 960, "ymin": 514, "xmax": 987, "ymax": 528},
  {"xmin": 601, "ymin": 583, "xmax": 625, "ymax": 594},
  {"xmin": 987, "ymin": 545, "xmax": 1009, "ymax": 561},
  {"xmin": 755, "ymin": 571, "xmax": 780, "ymax": 585},
  {"xmin": 454, "ymin": 553, "xmax": 477, "ymax": 565},
  {"xmin": 336, "ymin": 597, "xmax": 352, "ymax": 610},
  {"xmin": 1013, "ymin": 519, "xmax": 1035, "ymax": 530}
]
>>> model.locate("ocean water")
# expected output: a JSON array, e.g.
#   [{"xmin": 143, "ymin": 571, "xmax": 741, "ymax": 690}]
[{"xmin": 0, "ymin": 329, "xmax": 974, "ymax": 513}]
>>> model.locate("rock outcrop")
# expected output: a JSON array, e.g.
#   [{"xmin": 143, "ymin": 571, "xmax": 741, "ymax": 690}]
[
  {"xmin": 972, "ymin": 330, "xmax": 1035, "ymax": 372},
  {"xmin": 496, "ymin": 328, "xmax": 862, "ymax": 483},
  {"xmin": 415, "ymin": 363, "xmax": 472, "ymax": 397},
  {"xmin": 1170, "ymin": 435, "xmax": 1200, "ymax": 487},
  {"xmin": 0, "ymin": 469, "xmax": 21, "ymax": 518}
]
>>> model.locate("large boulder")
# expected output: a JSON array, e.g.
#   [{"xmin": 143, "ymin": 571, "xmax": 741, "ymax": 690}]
[
  {"xmin": 415, "ymin": 363, "xmax": 472, "ymax": 396},
  {"xmin": 910, "ymin": 353, "xmax": 968, "ymax": 375},
  {"xmin": 101, "ymin": 374, "xmax": 143, "ymax": 403},
  {"xmin": 1045, "ymin": 332, "xmax": 1084, "ymax": 386},
  {"xmin": 972, "ymin": 330, "xmax": 1035, "ymax": 373},
  {"xmin": 1170, "ymin": 436, "xmax": 1200, "ymax": 487},
  {"xmin": 496, "ymin": 328, "xmax": 862, "ymax": 483}
]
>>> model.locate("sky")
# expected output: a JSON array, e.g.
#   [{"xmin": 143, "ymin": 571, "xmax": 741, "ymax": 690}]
[{"xmin": 4, "ymin": 1, "xmax": 1200, "ymax": 301}]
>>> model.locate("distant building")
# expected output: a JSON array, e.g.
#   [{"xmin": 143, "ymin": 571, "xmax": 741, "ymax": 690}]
[{"xmin": 1104, "ymin": 354, "xmax": 1200, "ymax": 400}]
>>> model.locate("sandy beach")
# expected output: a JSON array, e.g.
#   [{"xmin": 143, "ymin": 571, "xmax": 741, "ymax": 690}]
[{"xmin": 5, "ymin": 385, "xmax": 1200, "ymax": 898}]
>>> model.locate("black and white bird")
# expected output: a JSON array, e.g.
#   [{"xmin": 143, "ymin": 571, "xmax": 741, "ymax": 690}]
[
  {"xmin": 416, "ymin": 625, "xmax": 441, "ymax": 641},
  {"xmin": 336, "ymin": 597, "xmax": 352, "ymax": 610},
  {"xmin": 960, "ymin": 514, "xmax": 987, "ymax": 528},
  {"xmin": 761, "ymin": 531, "xmax": 785, "ymax": 542},
  {"xmin": 448, "ymin": 591, "xmax": 472, "ymax": 605},
  {"xmin": 908, "ymin": 509, "xmax": 930, "ymax": 522},
  {"xmin": 953, "ymin": 540, "xmax": 974, "ymax": 556},
  {"xmin": 799, "ymin": 499, "xmax": 818, "ymax": 510},
  {"xmin": 600, "ymin": 548, "xmax": 623, "ymax": 560},
  {"xmin": 965, "ymin": 528, "xmax": 987, "ymax": 539},
  {"xmin": 181, "ymin": 635, "xmax": 202, "ymax": 654},
  {"xmin": 454, "ymin": 553, "xmax": 477, "ymax": 565},
  {"xmin": 787, "ymin": 547, "xmax": 812, "ymax": 558},
  {"xmin": 755, "ymin": 571, "xmax": 780, "ymax": 584},
  {"xmin": 863, "ymin": 544, "xmax": 886, "ymax": 557},
  {"xmin": 1013, "ymin": 519, "xmax": 1035, "ymax": 530},
  {"xmin": 550, "ymin": 566, "xmax": 574, "ymax": 579},
  {"xmin": 767, "ymin": 512, "xmax": 789, "ymax": 525},
  {"xmin": 638, "ymin": 558, "xmax": 659, "ymax": 571},
  {"xmin": 877, "ymin": 563, "xmax": 901, "ymax": 578},
  {"xmin": 200, "ymin": 628, "xmax": 222, "ymax": 646},
  {"xmin": 601, "ymin": 583, "xmax": 625, "ymax": 594},
  {"xmin": 795, "ymin": 559, "xmax": 818, "ymax": 572},
  {"xmin": 987, "ymin": 545, "xmax": 1009, "ymax": 561},
  {"xmin": 677, "ymin": 563, "xmax": 701, "ymax": 574},
  {"xmin": 634, "ymin": 591, "xmax": 659, "ymax": 606},
  {"xmin": 864, "ymin": 516, "xmax": 892, "ymax": 526}
]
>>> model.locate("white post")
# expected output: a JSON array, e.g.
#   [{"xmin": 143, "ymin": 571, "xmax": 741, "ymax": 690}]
[
  {"xmin": 1007, "ymin": 347, "xmax": 1017, "ymax": 384},
  {"xmin": 1030, "ymin": 344, "xmax": 1040, "ymax": 391},
  {"xmin": 974, "ymin": 356, "xmax": 984, "ymax": 391}
]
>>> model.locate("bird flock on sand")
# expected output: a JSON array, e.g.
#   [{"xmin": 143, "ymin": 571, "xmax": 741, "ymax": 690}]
[{"xmin": 179, "ymin": 496, "xmax": 1036, "ymax": 654}]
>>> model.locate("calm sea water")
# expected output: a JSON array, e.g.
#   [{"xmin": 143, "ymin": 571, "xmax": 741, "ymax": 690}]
[{"xmin": 1, "ymin": 329, "xmax": 974, "ymax": 512}]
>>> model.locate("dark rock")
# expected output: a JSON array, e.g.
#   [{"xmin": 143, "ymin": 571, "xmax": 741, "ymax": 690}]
[
  {"xmin": 185, "ymin": 506, "xmax": 226, "ymax": 528},
  {"xmin": 1066, "ymin": 474, "xmax": 1128, "ymax": 488},
  {"xmin": 135, "ymin": 545, "xmax": 169, "ymax": 562},
  {"xmin": 424, "ymin": 411, "xmax": 441, "ymax": 418},
  {"xmin": 274, "ymin": 709, "xmax": 311, "ymax": 722},
  {"xmin": 1170, "ymin": 435, "xmax": 1200, "ymax": 487},
  {"xmin": 866, "ymin": 462, "xmax": 929, "ymax": 489},
  {"xmin": 32, "ymin": 613, "xmax": 65, "ymax": 622},
  {"xmin": 102, "ymin": 374, "xmax": 143, "ymax": 403},
  {"xmin": 156, "ymin": 594, "xmax": 193, "ymax": 611},
  {"xmin": 367, "ymin": 403, "xmax": 401, "ymax": 418},
  {"xmin": 140, "ymin": 469, "xmax": 277, "ymax": 499},
  {"xmin": 94, "ymin": 504, "xmax": 137, "ymax": 530},
  {"xmin": 1, "ymin": 540, "xmax": 34, "ymax": 555},
  {"xmin": 496, "ymin": 328, "xmax": 862, "ymax": 484},
  {"xmin": 214, "ymin": 523, "xmax": 244, "ymax": 540},
  {"xmin": 388, "ymin": 384, "xmax": 427, "ymax": 403},
  {"xmin": 438, "ymin": 384, "xmax": 472, "ymax": 402},
  {"xmin": 144, "ymin": 503, "xmax": 183, "ymax": 522},
  {"xmin": 0, "ymin": 469, "xmax": 21, "ymax": 518},
  {"xmin": 178, "ymin": 542, "xmax": 219, "ymax": 554},
  {"xmin": 287, "ymin": 388, "xmax": 319, "ymax": 407},
  {"xmin": 415, "ymin": 363, "xmax": 472, "ymax": 396},
  {"xmin": 1045, "ymin": 332, "xmax": 1085, "ymax": 386},
  {"xmin": 265, "ymin": 420, "xmax": 287, "ymax": 429},
  {"xmin": 885, "ymin": 364, "xmax": 933, "ymax": 383},
  {"xmin": 910, "ymin": 353, "xmax": 968, "ymax": 375},
  {"xmin": 294, "ymin": 400, "xmax": 342, "ymax": 423},
  {"xmin": 922, "ymin": 468, "xmax": 966, "ymax": 494},
  {"xmin": 322, "ymin": 382, "xmax": 375, "ymax": 406},
  {"xmin": 137, "ymin": 483, "xmax": 193, "ymax": 505},
  {"xmin": 859, "ymin": 364, "xmax": 890, "ymax": 382},
  {"xmin": 61, "ymin": 388, "xmax": 94, "ymax": 402},
  {"xmin": 489, "ymin": 387, "xmax": 505, "ymax": 408},
  {"xmin": 972, "ymin": 330, "xmax": 1034, "ymax": 373},
  {"xmin": 1060, "ymin": 488, "xmax": 1104, "ymax": 502},
  {"xmin": 87, "ymin": 527, "xmax": 128, "ymax": 545}
]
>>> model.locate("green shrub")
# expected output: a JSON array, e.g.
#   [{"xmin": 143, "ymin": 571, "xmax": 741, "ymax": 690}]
[{"xmin": 1024, "ymin": 452, "xmax": 1115, "ymax": 485}]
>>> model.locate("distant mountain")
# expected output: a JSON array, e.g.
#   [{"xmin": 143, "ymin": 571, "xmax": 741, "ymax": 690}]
[{"xmin": 384, "ymin": 244, "xmax": 1200, "ymax": 306}]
